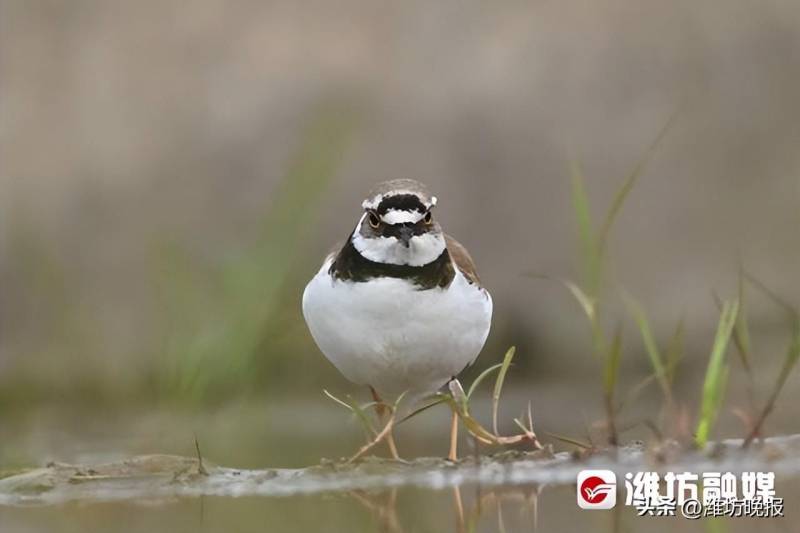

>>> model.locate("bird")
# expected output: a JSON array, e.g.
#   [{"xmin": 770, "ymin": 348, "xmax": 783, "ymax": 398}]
[{"xmin": 302, "ymin": 179, "xmax": 492, "ymax": 460}]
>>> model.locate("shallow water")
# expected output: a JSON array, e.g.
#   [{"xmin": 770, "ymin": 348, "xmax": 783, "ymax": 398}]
[
  {"xmin": 2, "ymin": 434, "xmax": 800, "ymax": 532},
  {"xmin": 2, "ymin": 391, "xmax": 799, "ymax": 532}
]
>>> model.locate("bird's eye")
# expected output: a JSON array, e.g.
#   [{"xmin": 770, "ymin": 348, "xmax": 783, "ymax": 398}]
[
  {"xmin": 368, "ymin": 212, "xmax": 381, "ymax": 228},
  {"xmin": 423, "ymin": 211, "xmax": 433, "ymax": 225}
]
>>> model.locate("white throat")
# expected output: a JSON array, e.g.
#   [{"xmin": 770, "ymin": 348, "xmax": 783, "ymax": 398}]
[{"xmin": 351, "ymin": 215, "xmax": 445, "ymax": 266}]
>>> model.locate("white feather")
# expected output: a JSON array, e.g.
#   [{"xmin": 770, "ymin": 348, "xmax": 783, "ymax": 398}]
[
  {"xmin": 351, "ymin": 231, "xmax": 445, "ymax": 266},
  {"xmin": 362, "ymin": 191, "xmax": 437, "ymax": 210},
  {"xmin": 380, "ymin": 209, "xmax": 424, "ymax": 224},
  {"xmin": 302, "ymin": 260, "xmax": 492, "ymax": 396}
]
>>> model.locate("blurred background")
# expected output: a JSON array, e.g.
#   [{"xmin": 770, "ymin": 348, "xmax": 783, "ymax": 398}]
[{"xmin": 1, "ymin": 0, "xmax": 799, "ymax": 477}]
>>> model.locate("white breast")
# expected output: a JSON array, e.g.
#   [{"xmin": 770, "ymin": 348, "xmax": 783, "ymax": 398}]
[{"xmin": 302, "ymin": 259, "xmax": 493, "ymax": 397}]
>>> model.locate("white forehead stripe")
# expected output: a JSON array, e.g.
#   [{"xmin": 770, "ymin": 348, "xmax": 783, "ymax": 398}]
[
  {"xmin": 381, "ymin": 209, "xmax": 424, "ymax": 224},
  {"xmin": 362, "ymin": 191, "xmax": 437, "ymax": 210}
]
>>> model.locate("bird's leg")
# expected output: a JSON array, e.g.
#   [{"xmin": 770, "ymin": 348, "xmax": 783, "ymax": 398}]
[
  {"xmin": 370, "ymin": 386, "xmax": 386, "ymax": 417},
  {"xmin": 370, "ymin": 386, "xmax": 400, "ymax": 459},
  {"xmin": 348, "ymin": 410, "xmax": 398, "ymax": 463},
  {"xmin": 448, "ymin": 408, "xmax": 459, "ymax": 461}
]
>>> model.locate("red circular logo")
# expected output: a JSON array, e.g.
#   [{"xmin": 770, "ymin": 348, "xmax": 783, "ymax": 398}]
[{"xmin": 580, "ymin": 475, "xmax": 611, "ymax": 504}]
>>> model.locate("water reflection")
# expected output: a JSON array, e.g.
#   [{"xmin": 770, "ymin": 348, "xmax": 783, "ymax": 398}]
[
  {"xmin": 348, "ymin": 485, "xmax": 542, "ymax": 533},
  {"xmin": 2, "ymin": 478, "xmax": 798, "ymax": 532}
]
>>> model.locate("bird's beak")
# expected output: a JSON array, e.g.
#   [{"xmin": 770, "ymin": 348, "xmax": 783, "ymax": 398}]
[{"xmin": 398, "ymin": 225, "xmax": 414, "ymax": 247}]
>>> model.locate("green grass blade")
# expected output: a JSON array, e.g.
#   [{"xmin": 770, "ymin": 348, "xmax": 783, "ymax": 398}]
[
  {"xmin": 603, "ymin": 323, "xmax": 623, "ymax": 396},
  {"xmin": 467, "ymin": 363, "xmax": 504, "ymax": 400},
  {"xmin": 745, "ymin": 272, "xmax": 800, "ymax": 386},
  {"xmin": 160, "ymin": 104, "xmax": 357, "ymax": 400},
  {"xmin": 492, "ymin": 347, "xmax": 516, "ymax": 435},
  {"xmin": 569, "ymin": 161, "xmax": 600, "ymax": 295},
  {"xmin": 347, "ymin": 396, "xmax": 379, "ymax": 437},
  {"xmin": 563, "ymin": 279, "xmax": 596, "ymax": 322},
  {"xmin": 543, "ymin": 431, "xmax": 592, "ymax": 450},
  {"xmin": 695, "ymin": 299, "xmax": 739, "ymax": 448},
  {"xmin": 743, "ymin": 276, "xmax": 800, "ymax": 447},
  {"xmin": 714, "ymin": 288, "xmax": 752, "ymax": 377},
  {"xmin": 527, "ymin": 275, "xmax": 595, "ymax": 321},
  {"xmin": 776, "ymin": 328, "xmax": 800, "ymax": 392},
  {"xmin": 602, "ymin": 323, "xmax": 623, "ymax": 446},
  {"xmin": 441, "ymin": 394, "xmax": 498, "ymax": 443},
  {"xmin": 715, "ymin": 366, "xmax": 731, "ymax": 417},
  {"xmin": 392, "ymin": 390, "xmax": 409, "ymax": 411},
  {"xmin": 448, "ymin": 379, "xmax": 469, "ymax": 415},
  {"xmin": 623, "ymin": 294, "xmax": 670, "ymax": 399},
  {"xmin": 323, "ymin": 389, "xmax": 355, "ymax": 412},
  {"xmin": 616, "ymin": 373, "xmax": 657, "ymax": 414},
  {"xmin": 745, "ymin": 272, "xmax": 796, "ymax": 316},
  {"xmin": 596, "ymin": 110, "xmax": 679, "ymax": 259},
  {"xmin": 398, "ymin": 395, "xmax": 448, "ymax": 425},
  {"xmin": 322, "ymin": 389, "xmax": 377, "ymax": 437},
  {"xmin": 524, "ymin": 275, "xmax": 605, "ymax": 355},
  {"xmin": 512, "ymin": 417, "xmax": 533, "ymax": 435}
]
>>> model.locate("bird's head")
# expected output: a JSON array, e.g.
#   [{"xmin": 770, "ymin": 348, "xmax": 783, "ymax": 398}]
[{"xmin": 351, "ymin": 179, "xmax": 446, "ymax": 267}]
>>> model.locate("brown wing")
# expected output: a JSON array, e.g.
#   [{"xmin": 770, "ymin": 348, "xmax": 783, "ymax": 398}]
[{"xmin": 445, "ymin": 234, "xmax": 482, "ymax": 286}]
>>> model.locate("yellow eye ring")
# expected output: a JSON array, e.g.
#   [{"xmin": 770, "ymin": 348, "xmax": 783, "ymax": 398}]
[
  {"xmin": 423, "ymin": 211, "xmax": 433, "ymax": 225},
  {"xmin": 368, "ymin": 212, "xmax": 381, "ymax": 228}
]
